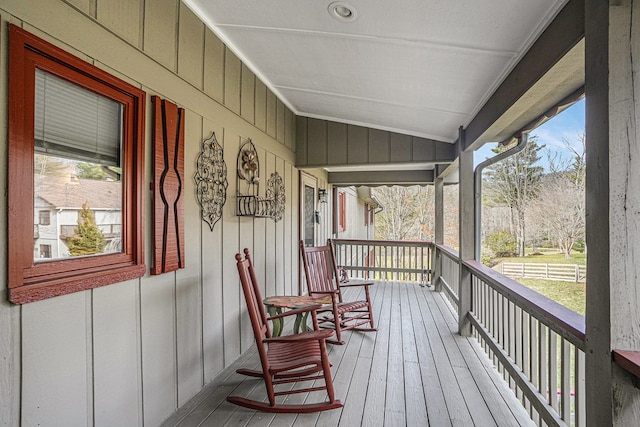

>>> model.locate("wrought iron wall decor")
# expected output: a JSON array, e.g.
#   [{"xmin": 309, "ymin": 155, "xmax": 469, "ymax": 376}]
[
  {"xmin": 194, "ymin": 132, "xmax": 228, "ymax": 231},
  {"xmin": 235, "ymin": 139, "xmax": 285, "ymax": 221},
  {"xmin": 266, "ymin": 171, "xmax": 285, "ymax": 222}
]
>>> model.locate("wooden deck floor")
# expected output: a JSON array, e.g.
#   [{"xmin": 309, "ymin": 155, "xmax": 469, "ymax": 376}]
[{"xmin": 161, "ymin": 281, "xmax": 533, "ymax": 427}]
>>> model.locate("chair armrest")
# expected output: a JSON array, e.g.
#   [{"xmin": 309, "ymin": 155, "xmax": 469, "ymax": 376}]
[
  {"xmin": 266, "ymin": 304, "xmax": 322, "ymax": 321},
  {"xmin": 264, "ymin": 329, "xmax": 334, "ymax": 343},
  {"xmin": 309, "ymin": 289, "xmax": 339, "ymax": 294},
  {"xmin": 339, "ymin": 281, "xmax": 374, "ymax": 288}
]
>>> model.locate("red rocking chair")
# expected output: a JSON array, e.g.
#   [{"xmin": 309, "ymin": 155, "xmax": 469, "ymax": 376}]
[
  {"xmin": 227, "ymin": 249, "xmax": 343, "ymax": 413},
  {"xmin": 300, "ymin": 240, "xmax": 377, "ymax": 345}
]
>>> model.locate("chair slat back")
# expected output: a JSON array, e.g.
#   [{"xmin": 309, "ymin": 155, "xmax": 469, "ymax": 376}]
[
  {"xmin": 300, "ymin": 242, "xmax": 340, "ymax": 297},
  {"xmin": 236, "ymin": 249, "xmax": 270, "ymax": 342}
]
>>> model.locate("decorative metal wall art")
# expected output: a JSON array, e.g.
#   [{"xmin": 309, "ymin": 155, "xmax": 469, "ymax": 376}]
[
  {"xmin": 194, "ymin": 132, "xmax": 228, "ymax": 230},
  {"xmin": 235, "ymin": 139, "xmax": 285, "ymax": 221},
  {"xmin": 266, "ymin": 171, "xmax": 285, "ymax": 222}
]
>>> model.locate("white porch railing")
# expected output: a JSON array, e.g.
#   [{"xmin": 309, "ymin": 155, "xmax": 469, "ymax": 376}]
[
  {"xmin": 332, "ymin": 239, "xmax": 432, "ymax": 284},
  {"xmin": 332, "ymin": 239, "xmax": 586, "ymax": 427},
  {"xmin": 435, "ymin": 244, "xmax": 460, "ymax": 309}
]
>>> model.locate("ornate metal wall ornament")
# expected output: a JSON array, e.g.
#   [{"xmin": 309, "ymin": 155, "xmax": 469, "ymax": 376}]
[
  {"xmin": 235, "ymin": 138, "xmax": 285, "ymax": 220},
  {"xmin": 266, "ymin": 171, "xmax": 285, "ymax": 222},
  {"xmin": 194, "ymin": 132, "xmax": 228, "ymax": 230}
]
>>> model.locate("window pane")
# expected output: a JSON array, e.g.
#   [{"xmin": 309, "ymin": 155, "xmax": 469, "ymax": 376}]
[
  {"xmin": 304, "ymin": 185, "xmax": 315, "ymax": 246},
  {"xmin": 33, "ymin": 70, "xmax": 123, "ymax": 262}
]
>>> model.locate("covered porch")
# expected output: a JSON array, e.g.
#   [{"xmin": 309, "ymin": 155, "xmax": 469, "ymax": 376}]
[
  {"xmin": 162, "ymin": 279, "xmax": 532, "ymax": 427},
  {"xmin": 1, "ymin": 0, "xmax": 640, "ymax": 426},
  {"xmin": 162, "ymin": 239, "xmax": 584, "ymax": 426}
]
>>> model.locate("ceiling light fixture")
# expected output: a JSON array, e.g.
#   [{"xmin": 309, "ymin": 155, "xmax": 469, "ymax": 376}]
[{"xmin": 328, "ymin": 2, "xmax": 358, "ymax": 22}]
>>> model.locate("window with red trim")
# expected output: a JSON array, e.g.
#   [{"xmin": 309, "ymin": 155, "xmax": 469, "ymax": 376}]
[
  {"xmin": 8, "ymin": 25, "xmax": 146, "ymax": 304},
  {"xmin": 338, "ymin": 191, "xmax": 347, "ymax": 232}
]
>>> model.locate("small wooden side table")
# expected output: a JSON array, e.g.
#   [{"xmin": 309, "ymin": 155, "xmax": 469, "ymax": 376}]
[{"xmin": 263, "ymin": 295, "xmax": 330, "ymax": 337}]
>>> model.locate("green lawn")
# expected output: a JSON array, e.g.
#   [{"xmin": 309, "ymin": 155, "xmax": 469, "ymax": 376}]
[
  {"xmin": 518, "ymin": 278, "xmax": 585, "ymax": 315},
  {"xmin": 496, "ymin": 248, "xmax": 586, "ymax": 265},
  {"xmin": 491, "ymin": 248, "xmax": 586, "ymax": 315}
]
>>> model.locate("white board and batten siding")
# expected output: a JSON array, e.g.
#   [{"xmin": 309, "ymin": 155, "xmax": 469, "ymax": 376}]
[{"xmin": 0, "ymin": 1, "xmax": 312, "ymax": 426}]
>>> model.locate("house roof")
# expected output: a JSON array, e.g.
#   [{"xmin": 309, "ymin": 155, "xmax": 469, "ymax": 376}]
[{"xmin": 35, "ymin": 176, "xmax": 121, "ymax": 210}]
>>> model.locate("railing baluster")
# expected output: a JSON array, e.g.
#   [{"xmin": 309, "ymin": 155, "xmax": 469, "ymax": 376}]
[
  {"xmin": 498, "ymin": 292, "xmax": 504, "ymax": 377},
  {"xmin": 575, "ymin": 349, "xmax": 585, "ymax": 427},
  {"xmin": 508, "ymin": 299, "xmax": 515, "ymax": 389},
  {"xmin": 539, "ymin": 323, "xmax": 548, "ymax": 404},
  {"xmin": 561, "ymin": 338, "xmax": 571, "ymax": 423},
  {"xmin": 529, "ymin": 314, "xmax": 537, "ymax": 413},
  {"xmin": 491, "ymin": 289, "xmax": 502, "ymax": 364},
  {"xmin": 515, "ymin": 305, "xmax": 523, "ymax": 400},
  {"xmin": 549, "ymin": 331, "xmax": 559, "ymax": 412}
]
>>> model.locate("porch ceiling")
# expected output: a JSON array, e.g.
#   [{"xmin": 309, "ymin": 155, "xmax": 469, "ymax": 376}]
[{"xmin": 185, "ymin": 0, "xmax": 572, "ymax": 145}]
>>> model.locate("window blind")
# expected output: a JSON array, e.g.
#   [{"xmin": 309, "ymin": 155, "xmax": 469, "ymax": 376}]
[{"xmin": 34, "ymin": 69, "xmax": 122, "ymax": 166}]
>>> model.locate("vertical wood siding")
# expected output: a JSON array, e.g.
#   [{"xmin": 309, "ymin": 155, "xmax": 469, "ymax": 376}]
[
  {"xmin": 297, "ymin": 116, "xmax": 456, "ymax": 167},
  {"xmin": 0, "ymin": 1, "xmax": 307, "ymax": 425}
]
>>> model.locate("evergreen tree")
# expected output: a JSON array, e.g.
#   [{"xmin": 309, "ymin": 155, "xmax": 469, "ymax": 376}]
[
  {"xmin": 67, "ymin": 202, "xmax": 106, "ymax": 256},
  {"xmin": 483, "ymin": 137, "xmax": 545, "ymax": 256}
]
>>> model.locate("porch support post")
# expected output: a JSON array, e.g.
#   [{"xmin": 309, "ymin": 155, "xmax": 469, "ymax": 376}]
[
  {"xmin": 433, "ymin": 172, "xmax": 444, "ymax": 291},
  {"xmin": 458, "ymin": 127, "xmax": 474, "ymax": 336},
  {"xmin": 585, "ymin": 0, "xmax": 640, "ymax": 425}
]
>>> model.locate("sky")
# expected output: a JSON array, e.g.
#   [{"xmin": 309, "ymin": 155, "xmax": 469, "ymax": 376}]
[{"xmin": 474, "ymin": 98, "xmax": 585, "ymax": 171}]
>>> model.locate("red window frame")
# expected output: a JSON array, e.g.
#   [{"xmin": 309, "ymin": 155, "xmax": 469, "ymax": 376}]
[
  {"xmin": 338, "ymin": 191, "xmax": 347, "ymax": 232},
  {"xmin": 8, "ymin": 25, "xmax": 146, "ymax": 304}
]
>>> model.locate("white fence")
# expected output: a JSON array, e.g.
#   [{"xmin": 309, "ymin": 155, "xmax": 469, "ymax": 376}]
[{"xmin": 497, "ymin": 262, "xmax": 586, "ymax": 283}]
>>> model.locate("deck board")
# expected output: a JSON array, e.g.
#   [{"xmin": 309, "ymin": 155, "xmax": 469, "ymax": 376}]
[
  {"xmin": 161, "ymin": 282, "xmax": 534, "ymax": 427},
  {"xmin": 407, "ymin": 284, "xmax": 451, "ymax": 427}
]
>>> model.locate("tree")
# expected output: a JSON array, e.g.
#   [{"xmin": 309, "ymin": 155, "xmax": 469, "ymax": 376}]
[
  {"xmin": 483, "ymin": 137, "xmax": 545, "ymax": 256},
  {"xmin": 67, "ymin": 202, "xmax": 106, "ymax": 256},
  {"xmin": 35, "ymin": 153, "xmax": 72, "ymax": 177},
  {"xmin": 529, "ymin": 134, "xmax": 586, "ymax": 258},
  {"xmin": 76, "ymin": 162, "xmax": 121, "ymax": 181},
  {"xmin": 373, "ymin": 186, "xmax": 434, "ymax": 241}
]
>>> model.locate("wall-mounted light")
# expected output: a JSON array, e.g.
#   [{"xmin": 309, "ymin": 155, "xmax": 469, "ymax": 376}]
[{"xmin": 318, "ymin": 188, "xmax": 327, "ymax": 204}]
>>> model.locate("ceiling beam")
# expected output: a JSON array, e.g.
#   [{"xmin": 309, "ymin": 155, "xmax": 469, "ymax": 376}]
[{"xmin": 328, "ymin": 169, "xmax": 435, "ymax": 186}]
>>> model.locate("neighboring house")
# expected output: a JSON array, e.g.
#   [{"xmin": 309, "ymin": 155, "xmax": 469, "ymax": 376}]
[
  {"xmin": 332, "ymin": 186, "xmax": 379, "ymax": 241},
  {"xmin": 34, "ymin": 175, "xmax": 122, "ymax": 259}
]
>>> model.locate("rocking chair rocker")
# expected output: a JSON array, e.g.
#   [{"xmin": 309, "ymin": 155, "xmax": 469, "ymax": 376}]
[
  {"xmin": 300, "ymin": 240, "xmax": 377, "ymax": 345},
  {"xmin": 227, "ymin": 249, "xmax": 343, "ymax": 413}
]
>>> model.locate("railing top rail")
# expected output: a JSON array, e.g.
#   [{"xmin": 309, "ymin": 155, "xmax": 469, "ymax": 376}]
[
  {"xmin": 435, "ymin": 244, "xmax": 459, "ymax": 260},
  {"xmin": 464, "ymin": 259, "xmax": 586, "ymax": 348},
  {"xmin": 332, "ymin": 238, "xmax": 433, "ymax": 247}
]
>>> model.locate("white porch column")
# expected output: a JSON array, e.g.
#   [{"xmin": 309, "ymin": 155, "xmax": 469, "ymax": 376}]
[
  {"xmin": 458, "ymin": 127, "xmax": 474, "ymax": 336},
  {"xmin": 585, "ymin": 0, "xmax": 640, "ymax": 425}
]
